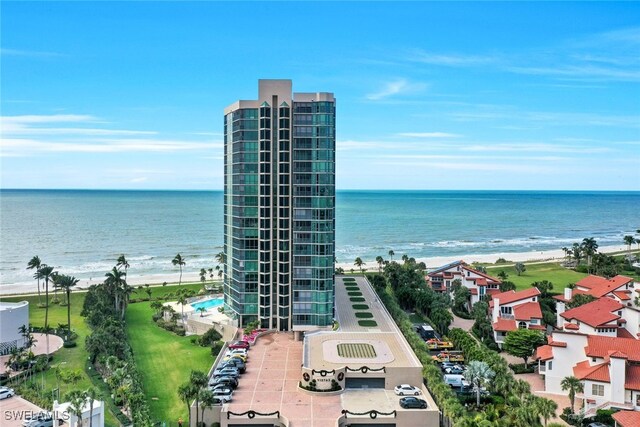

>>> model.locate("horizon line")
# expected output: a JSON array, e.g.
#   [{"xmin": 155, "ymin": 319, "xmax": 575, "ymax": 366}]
[{"xmin": 2, "ymin": 188, "xmax": 639, "ymax": 193}]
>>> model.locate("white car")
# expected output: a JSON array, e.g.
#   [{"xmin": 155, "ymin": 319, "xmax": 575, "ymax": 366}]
[
  {"xmin": 394, "ymin": 384, "xmax": 422, "ymax": 396},
  {"xmin": 0, "ymin": 387, "xmax": 15, "ymax": 400}
]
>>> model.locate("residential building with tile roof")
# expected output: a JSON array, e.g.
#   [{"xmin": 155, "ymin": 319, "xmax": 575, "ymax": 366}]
[
  {"xmin": 426, "ymin": 260, "xmax": 501, "ymax": 307},
  {"xmin": 488, "ymin": 287, "xmax": 544, "ymax": 347}
]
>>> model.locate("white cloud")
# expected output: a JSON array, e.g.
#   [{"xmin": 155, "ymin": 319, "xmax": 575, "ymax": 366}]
[
  {"xmin": 366, "ymin": 79, "xmax": 428, "ymax": 100},
  {"xmin": 407, "ymin": 50, "xmax": 497, "ymax": 66},
  {"xmin": 130, "ymin": 177, "xmax": 148, "ymax": 183}
]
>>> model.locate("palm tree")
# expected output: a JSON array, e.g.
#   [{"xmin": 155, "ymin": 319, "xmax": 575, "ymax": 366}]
[
  {"xmin": 85, "ymin": 387, "xmax": 100, "ymax": 427},
  {"xmin": 571, "ymin": 243, "xmax": 582, "ymax": 264},
  {"xmin": 534, "ymin": 396, "xmax": 558, "ymax": 426},
  {"xmin": 197, "ymin": 307, "xmax": 206, "ymax": 317},
  {"xmin": 561, "ymin": 376, "xmax": 584, "ymax": 413},
  {"xmin": 354, "ymin": 257, "xmax": 365, "ymax": 274},
  {"xmin": 36, "ymin": 265, "xmax": 56, "ymax": 334},
  {"xmin": 215, "ymin": 251, "xmax": 225, "ymax": 265},
  {"xmin": 177, "ymin": 292, "xmax": 188, "ymax": 327},
  {"xmin": 401, "ymin": 254, "xmax": 409, "ymax": 264},
  {"xmin": 55, "ymin": 274, "xmax": 79, "ymax": 341},
  {"xmin": 27, "ymin": 256, "xmax": 42, "ymax": 303},
  {"xmin": 199, "ymin": 388, "xmax": 216, "ymax": 424},
  {"xmin": 375, "ymin": 256, "xmax": 384, "ymax": 272},
  {"xmin": 581, "ymin": 237, "xmax": 598, "ymax": 267},
  {"xmin": 388, "ymin": 249, "xmax": 394, "ymax": 261},
  {"xmin": 624, "ymin": 235, "xmax": 635, "ymax": 254},
  {"xmin": 178, "ymin": 383, "xmax": 196, "ymax": 426},
  {"xmin": 190, "ymin": 370, "xmax": 208, "ymax": 426},
  {"xmin": 65, "ymin": 389, "xmax": 88, "ymax": 427},
  {"xmin": 465, "ymin": 360, "xmax": 495, "ymax": 407},
  {"xmin": 116, "ymin": 254, "xmax": 130, "ymax": 275},
  {"xmin": 105, "ymin": 267, "xmax": 127, "ymax": 318},
  {"xmin": 172, "ymin": 253, "xmax": 186, "ymax": 287},
  {"xmin": 199, "ymin": 268, "xmax": 207, "ymax": 284}
]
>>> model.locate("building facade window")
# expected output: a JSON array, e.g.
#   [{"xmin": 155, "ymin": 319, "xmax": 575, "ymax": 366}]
[{"xmin": 592, "ymin": 384, "xmax": 604, "ymax": 396}]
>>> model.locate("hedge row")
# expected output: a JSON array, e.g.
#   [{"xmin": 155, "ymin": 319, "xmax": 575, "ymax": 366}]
[{"xmin": 374, "ymin": 283, "xmax": 466, "ymax": 419}]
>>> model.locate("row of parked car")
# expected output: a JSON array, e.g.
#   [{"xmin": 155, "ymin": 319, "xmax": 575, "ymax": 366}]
[
  {"xmin": 207, "ymin": 340, "xmax": 251, "ymax": 404},
  {"xmin": 393, "ymin": 384, "xmax": 429, "ymax": 409}
]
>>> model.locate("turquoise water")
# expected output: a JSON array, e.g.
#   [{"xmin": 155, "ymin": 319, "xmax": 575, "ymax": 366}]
[
  {"xmin": 1, "ymin": 189, "xmax": 639, "ymax": 286},
  {"xmin": 190, "ymin": 297, "xmax": 224, "ymax": 311}
]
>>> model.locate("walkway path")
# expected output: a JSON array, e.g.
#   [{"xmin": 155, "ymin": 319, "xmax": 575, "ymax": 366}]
[{"xmin": 0, "ymin": 333, "xmax": 63, "ymax": 375}]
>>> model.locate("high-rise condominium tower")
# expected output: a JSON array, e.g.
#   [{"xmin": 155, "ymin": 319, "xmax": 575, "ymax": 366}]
[{"xmin": 223, "ymin": 80, "xmax": 335, "ymax": 331}]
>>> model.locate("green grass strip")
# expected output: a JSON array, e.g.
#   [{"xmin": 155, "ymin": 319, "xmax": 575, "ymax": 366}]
[
  {"xmin": 355, "ymin": 312, "xmax": 374, "ymax": 319},
  {"xmin": 350, "ymin": 297, "xmax": 365, "ymax": 302},
  {"xmin": 352, "ymin": 304, "xmax": 369, "ymax": 310},
  {"xmin": 347, "ymin": 291, "xmax": 363, "ymax": 297},
  {"xmin": 358, "ymin": 320, "xmax": 378, "ymax": 327}
]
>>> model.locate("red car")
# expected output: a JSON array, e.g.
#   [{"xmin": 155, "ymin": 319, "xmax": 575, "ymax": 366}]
[{"xmin": 228, "ymin": 341, "xmax": 250, "ymax": 350}]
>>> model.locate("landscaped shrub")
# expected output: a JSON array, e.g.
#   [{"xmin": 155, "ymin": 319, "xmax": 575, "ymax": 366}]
[
  {"xmin": 211, "ymin": 340, "xmax": 224, "ymax": 356},
  {"xmin": 350, "ymin": 297, "xmax": 365, "ymax": 302},
  {"xmin": 509, "ymin": 363, "xmax": 535, "ymax": 374},
  {"xmin": 200, "ymin": 327, "xmax": 222, "ymax": 347},
  {"xmin": 345, "ymin": 286, "xmax": 359, "ymax": 291},
  {"xmin": 347, "ymin": 291, "xmax": 362, "ymax": 296},
  {"xmin": 174, "ymin": 326, "xmax": 186, "ymax": 336},
  {"xmin": 358, "ymin": 320, "xmax": 378, "ymax": 327},
  {"xmin": 62, "ymin": 340, "xmax": 77, "ymax": 348},
  {"xmin": 352, "ymin": 304, "xmax": 369, "ymax": 310},
  {"xmin": 354, "ymin": 312, "xmax": 373, "ymax": 319}
]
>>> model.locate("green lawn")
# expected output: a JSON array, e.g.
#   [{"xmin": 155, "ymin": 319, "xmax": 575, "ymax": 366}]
[
  {"xmin": 485, "ymin": 261, "xmax": 588, "ymax": 291},
  {"xmin": 0, "ymin": 292, "xmax": 120, "ymax": 427},
  {"xmin": 125, "ymin": 300, "xmax": 213, "ymax": 423},
  {"xmin": 0, "ymin": 282, "xmax": 210, "ymax": 426}
]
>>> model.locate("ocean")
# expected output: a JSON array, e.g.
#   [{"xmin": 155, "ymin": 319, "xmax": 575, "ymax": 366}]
[{"xmin": 1, "ymin": 189, "xmax": 638, "ymax": 286}]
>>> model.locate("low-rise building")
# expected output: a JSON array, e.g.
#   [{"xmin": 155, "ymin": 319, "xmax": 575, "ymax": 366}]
[
  {"xmin": 426, "ymin": 260, "xmax": 501, "ymax": 307},
  {"xmin": 535, "ymin": 331, "xmax": 640, "ymax": 417},
  {"xmin": 489, "ymin": 287, "xmax": 544, "ymax": 347},
  {"xmin": 0, "ymin": 301, "xmax": 29, "ymax": 356},
  {"xmin": 555, "ymin": 290, "xmax": 640, "ymax": 339}
]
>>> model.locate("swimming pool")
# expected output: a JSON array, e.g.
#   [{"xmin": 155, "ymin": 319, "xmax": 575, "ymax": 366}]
[{"xmin": 190, "ymin": 296, "xmax": 224, "ymax": 311}]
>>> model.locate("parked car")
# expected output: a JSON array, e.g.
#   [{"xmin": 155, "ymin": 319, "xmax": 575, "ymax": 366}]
[
  {"xmin": 228, "ymin": 341, "xmax": 250, "ymax": 350},
  {"xmin": 394, "ymin": 384, "xmax": 422, "ymax": 396},
  {"xmin": 586, "ymin": 424, "xmax": 608, "ymax": 427},
  {"xmin": 209, "ymin": 376, "xmax": 238, "ymax": 389},
  {"xmin": 213, "ymin": 367, "xmax": 240, "ymax": 379},
  {"xmin": 210, "ymin": 385, "xmax": 233, "ymax": 395},
  {"xmin": 222, "ymin": 354, "xmax": 247, "ymax": 363},
  {"xmin": 0, "ymin": 387, "xmax": 15, "ymax": 400},
  {"xmin": 219, "ymin": 359, "xmax": 246, "ymax": 373},
  {"xmin": 458, "ymin": 384, "xmax": 490, "ymax": 396},
  {"xmin": 225, "ymin": 348, "xmax": 248, "ymax": 357},
  {"xmin": 440, "ymin": 362, "xmax": 459, "ymax": 370},
  {"xmin": 399, "ymin": 397, "xmax": 428, "ymax": 409},
  {"xmin": 212, "ymin": 397, "xmax": 229, "ymax": 405},
  {"xmin": 444, "ymin": 366, "xmax": 466, "ymax": 375},
  {"xmin": 212, "ymin": 391, "xmax": 232, "ymax": 403},
  {"xmin": 22, "ymin": 414, "xmax": 54, "ymax": 427}
]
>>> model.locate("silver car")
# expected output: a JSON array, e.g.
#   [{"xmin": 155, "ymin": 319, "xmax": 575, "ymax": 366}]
[{"xmin": 0, "ymin": 387, "xmax": 15, "ymax": 400}]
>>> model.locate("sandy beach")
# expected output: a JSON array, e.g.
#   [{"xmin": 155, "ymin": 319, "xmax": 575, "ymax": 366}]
[
  {"xmin": 335, "ymin": 244, "xmax": 629, "ymax": 273},
  {"xmin": 0, "ymin": 244, "xmax": 630, "ymax": 296}
]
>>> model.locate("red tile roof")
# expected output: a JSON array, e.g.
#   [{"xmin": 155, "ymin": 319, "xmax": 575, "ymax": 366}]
[
  {"xmin": 564, "ymin": 323, "xmax": 580, "ymax": 330},
  {"xmin": 573, "ymin": 360, "xmax": 610, "ymax": 383},
  {"xmin": 613, "ymin": 290, "xmax": 632, "ymax": 301},
  {"xmin": 625, "ymin": 365, "xmax": 640, "ymax": 391},
  {"xmin": 534, "ymin": 345, "xmax": 554, "ymax": 361},
  {"xmin": 618, "ymin": 328, "xmax": 636, "ymax": 339},
  {"xmin": 489, "ymin": 287, "xmax": 541, "ymax": 307},
  {"xmin": 560, "ymin": 297, "xmax": 623, "ymax": 327},
  {"xmin": 576, "ymin": 275, "xmax": 634, "ymax": 298},
  {"xmin": 514, "ymin": 301, "xmax": 543, "ymax": 321},
  {"xmin": 586, "ymin": 335, "xmax": 640, "ymax": 362},
  {"xmin": 492, "ymin": 318, "xmax": 517, "ymax": 332},
  {"xmin": 613, "ymin": 410, "xmax": 640, "ymax": 427}
]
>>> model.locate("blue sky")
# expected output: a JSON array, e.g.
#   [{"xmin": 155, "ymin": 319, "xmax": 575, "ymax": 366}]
[{"xmin": 1, "ymin": 2, "xmax": 639, "ymax": 190}]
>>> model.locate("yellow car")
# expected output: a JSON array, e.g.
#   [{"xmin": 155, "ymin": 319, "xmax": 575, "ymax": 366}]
[
  {"xmin": 223, "ymin": 353, "xmax": 247, "ymax": 363},
  {"xmin": 431, "ymin": 351, "xmax": 464, "ymax": 363}
]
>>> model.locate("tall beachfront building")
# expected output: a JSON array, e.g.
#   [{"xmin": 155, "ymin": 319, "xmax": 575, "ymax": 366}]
[{"xmin": 223, "ymin": 80, "xmax": 336, "ymax": 331}]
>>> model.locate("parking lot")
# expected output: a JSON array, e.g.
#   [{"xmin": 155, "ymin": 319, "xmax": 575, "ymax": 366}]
[{"xmin": 223, "ymin": 332, "xmax": 341, "ymax": 427}]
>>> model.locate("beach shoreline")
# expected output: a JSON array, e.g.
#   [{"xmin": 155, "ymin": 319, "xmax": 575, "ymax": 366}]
[{"xmin": 0, "ymin": 244, "xmax": 630, "ymax": 296}]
